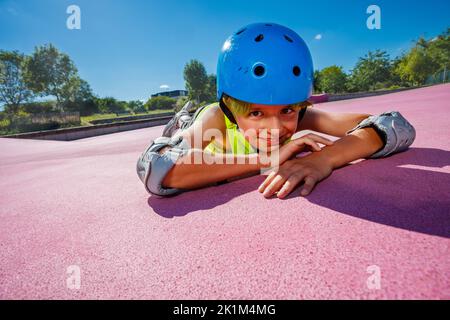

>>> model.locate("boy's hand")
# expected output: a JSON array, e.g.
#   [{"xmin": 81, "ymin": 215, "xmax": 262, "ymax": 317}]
[
  {"xmin": 278, "ymin": 133, "xmax": 334, "ymax": 164},
  {"xmin": 258, "ymin": 152, "xmax": 333, "ymax": 198}
]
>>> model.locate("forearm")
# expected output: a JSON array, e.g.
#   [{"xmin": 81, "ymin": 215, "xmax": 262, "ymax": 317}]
[
  {"xmin": 317, "ymin": 127, "xmax": 384, "ymax": 169},
  {"xmin": 162, "ymin": 149, "xmax": 267, "ymax": 189}
]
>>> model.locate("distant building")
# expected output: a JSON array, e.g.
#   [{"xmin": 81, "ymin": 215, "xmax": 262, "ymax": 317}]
[{"xmin": 151, "ymin": 90, "xmax": 188, "ymax": 100}]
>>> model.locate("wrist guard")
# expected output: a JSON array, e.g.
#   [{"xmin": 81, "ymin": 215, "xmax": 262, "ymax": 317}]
[{"xmin": 346, "ymin": 111, "xmax": 416, "ymax": 158}]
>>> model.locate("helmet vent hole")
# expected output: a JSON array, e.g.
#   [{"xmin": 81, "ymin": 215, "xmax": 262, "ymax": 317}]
[
  {"xmin": 293, "ymin": 66, "xmax": 301, "ymax": 76},
  {"xmin": 265, "ymin": 24, "xmax": 272, "ymax": 26},
  {"xmin": 253, "ymin": 65, "xmax": 265, "ymax": 77},
  {"xmin": 284, "ymin": 35, "xmax": 293, "ymax": 43},
  {"xmin": 255, "ymin": 34, "xmax": 264, "ymax": 42},
  {"xmin": 236, "ymin": 28, "xmax": 246, "ymax": 35}
]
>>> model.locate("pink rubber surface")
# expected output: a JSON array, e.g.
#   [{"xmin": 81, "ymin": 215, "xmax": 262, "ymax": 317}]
[{"xmin": 1, "ymin": 84, "xmax": 449, "ymax": 299}]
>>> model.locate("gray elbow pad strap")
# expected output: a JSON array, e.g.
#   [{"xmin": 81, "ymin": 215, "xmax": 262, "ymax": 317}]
[
  {"xmin": 346, "ymin": 111, "xmax": 416, "ymax": 158},
  {"xmin": 136, "ymin": 136, "xmax": 189, "ymax": 196}
]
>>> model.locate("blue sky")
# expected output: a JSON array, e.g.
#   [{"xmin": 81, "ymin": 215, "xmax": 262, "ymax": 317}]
[{"xmin": 0, "ymin": 0, "xmax": 449, "ymax": 102}]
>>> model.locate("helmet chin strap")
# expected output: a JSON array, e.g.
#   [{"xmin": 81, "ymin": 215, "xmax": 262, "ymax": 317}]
[{"xmin": 219, "ymin": 96, "xmax": 238, "ymax": 128}]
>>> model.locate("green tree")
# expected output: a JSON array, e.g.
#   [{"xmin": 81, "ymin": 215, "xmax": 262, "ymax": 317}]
[
  {"xmin": 390, "ymin": 56, "xmax": 407, "ymax": 87},
  {"xmin": 0, "ymin": 50, "xmax": 34, "ymax": 114},
  {"xmin": 313, "ymin": 70, "xmax": 322, "ymax": 93},
  {"xmin": 74, "ymin": 79, "xmax": 93, "ymax": 100},
  {"xmin": 348, "ymin": 50, "xmax": 392, "ymax": 92},
  {"xmin": 423, "ymin": 29, "xmax": 450, "ymax": 81},
  {"xmin": 17, "ymin": 101, "xmax": 55, "ymax": 114},
  {"xmin": 395, "ymin": 46, "xmax": 437, "ymax": 86},
  {"xmin": 174, "ymin": 96, "xmax": 189, "ymax": 112},
  {"xmin": 127, "ymin": 100, "xmax": 146, "ymax": 113},
  {"xmin": 144, "ymin": 96, "xmax": 176, "ymax": 111},
  {"xmin": 316, "ymin": 65, "xmax": 348, "ymax": 93},
  {"xmin": 392, "ymin": 29, "xmax": 449, "ymax": 85},
  {"xmin": 63, "ymin": 80, "xmax": 98, "ymax": 115},
  {"xmin": 24, "ymin": 44, "xmax": 81, "ymax": 111},
  {"xmin": 202, "ymin": 74, "xmax": 217, "ymax": 102},
  {"xmin": 96, "ymin": 97, "xmax": 126, "ymax": 114},
  {"xmin": 183, "ymin": 59, "xmax": 209, "ymax": 103},
  {"xmin": 116, "ymin": 101, "xmax": 129, "ymax": 114}
]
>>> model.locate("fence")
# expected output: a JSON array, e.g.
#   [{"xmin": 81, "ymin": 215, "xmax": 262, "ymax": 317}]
[
  {"xmin": 3, "ymin": 114, "xmax": 174, "ymax": 141},
  {"xmin": 426, "ymin": 69, "xmax": 449, "ymax": 85},
  {"xmin": 28, "ymin": 112, "xmax": 81, "ymax": 124},
  {"xmin": 89, "ymin": 112, "xmax": 174, "ymax": 125},
  {"xmin": 4, "ymin": 112, "xmax": 80, "ymax": 134},
  {"xmin": 326, "ymin": 87, "xmax": 419, "ymax": 102}
]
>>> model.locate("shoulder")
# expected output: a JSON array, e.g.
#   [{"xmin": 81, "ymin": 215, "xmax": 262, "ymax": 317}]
[
  {"xmin": 296, "ymin": 106, "xmax": 314, "ymax": 130},
  {"xmin": 195, "ymin": 102, "xmax": 226, "ymax": 132},
  {"xmin": 296, "ymin": 106, "xmax": 373, "ymax": 137},
  {"xmin": 175, "ymin": 102, "xmax": 227, "ymax": 149}
]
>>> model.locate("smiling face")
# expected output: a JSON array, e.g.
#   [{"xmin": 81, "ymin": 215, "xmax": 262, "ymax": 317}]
[{"xmin": 234, "ymin": 103, "xmax": 301, "ymax": 152}]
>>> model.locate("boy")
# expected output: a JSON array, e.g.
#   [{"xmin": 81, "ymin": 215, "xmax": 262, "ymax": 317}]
[{"xmin": 137, "ymin": 23, "xmax": 415, "ymax": 198}]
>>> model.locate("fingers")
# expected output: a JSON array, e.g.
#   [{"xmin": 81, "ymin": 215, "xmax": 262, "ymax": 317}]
[
  {"xmin": 262, "ymin": 173, "xmax": 318, "ymax": 199},
  {"xmin": 258, "ymin": 154, "xmax": 322, "ymax": 198},
  {"xmin": 277, "ymin": 173, "xmax": 306, "ymax": 199},
  {"xmin": 300, "ymin": 176, "xmax": 317, "ymax": 196},
  {"xmin": 263, "ymin": 175, "xmax": 286, "ymax": 198},
  {"xmin": 296, "ymin": 133, "xmax": 334, "ymax": 146},
  {"xmin": 301, "ymin": 137, "xmax": 322, "ymax": 151},
  {"xmin": 287, "ymin": 137, "xmax": 319, "ymax": 153},
  {"xmin": 258, "ymin": 170, "xmax": 277, "ymax": 193},
  {"xmin": 306, "ymin": 133, "xmax": 334, "ymax": 146},
  {"xmin": 290, "ymin": 134, "xmax": 334, "ymax": 152},
  {"xmin": 258, "ymin": 171, "xmax": 286, "ymax": 198}
]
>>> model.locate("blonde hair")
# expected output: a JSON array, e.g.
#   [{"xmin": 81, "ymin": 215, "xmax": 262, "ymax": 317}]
[{"xmin": 222, "ymin": 94, "xmax": 312, "ymax": 115}]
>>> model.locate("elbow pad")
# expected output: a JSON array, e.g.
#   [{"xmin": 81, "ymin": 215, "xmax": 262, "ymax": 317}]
[
  {"xmin": 346, "ymin": 111, "xmax": 416, "ymax": 159},
  {"xmin": 136, "ymin": 135, "xmax": 190, "ymax": 196}
]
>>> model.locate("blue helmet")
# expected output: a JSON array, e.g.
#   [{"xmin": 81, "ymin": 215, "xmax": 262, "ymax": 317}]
[{"xmin": 217, "ymin": 22, "xmax": 314, "ymax": 106}]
